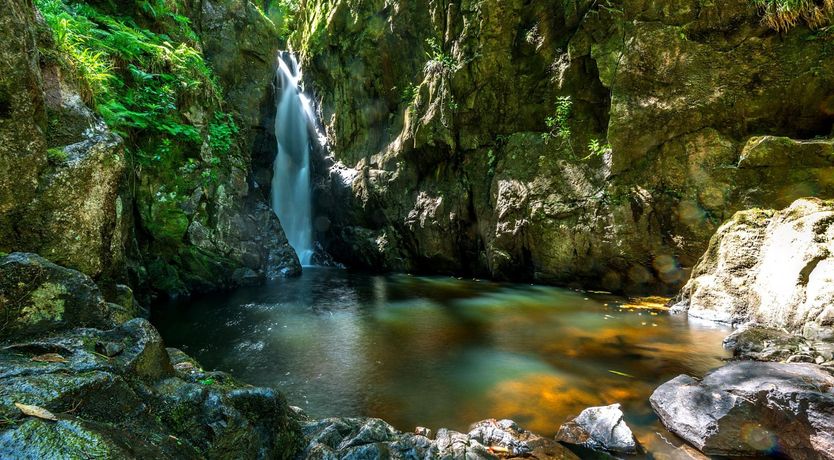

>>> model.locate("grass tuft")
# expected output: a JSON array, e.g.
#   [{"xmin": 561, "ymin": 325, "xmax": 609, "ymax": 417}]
[{"xmin": 751, "ymin": 0, "xmax": 834, "ymax": 31}]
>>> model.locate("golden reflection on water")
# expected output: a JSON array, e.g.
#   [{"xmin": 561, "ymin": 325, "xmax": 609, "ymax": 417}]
[{"xmin": 155, "ymin": 270, "xmax": 732, "ymax": 458}]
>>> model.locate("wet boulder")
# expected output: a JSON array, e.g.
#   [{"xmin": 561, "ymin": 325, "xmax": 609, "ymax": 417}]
[
  {"xmin": 0, "ymin": 253, "xmax": 115, "ymax": 341},
  {"xmin": 650, "ymin": 361, "xmax": 834, "ymax": 459},
  {"xmin": 555, "ymin": 404, "xmax": 640, "ymax": 455}
]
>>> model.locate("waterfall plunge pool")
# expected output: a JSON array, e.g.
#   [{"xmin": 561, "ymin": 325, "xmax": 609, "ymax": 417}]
[{"xmin": 153, "ymin": 268, "xmax": 731, "ymax": 457}]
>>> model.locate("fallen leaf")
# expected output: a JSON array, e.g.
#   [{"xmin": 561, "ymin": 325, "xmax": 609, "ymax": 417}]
[
  {"xmin": 608, "ymin": 369, "xmax": 635, "ymax": 378},
  {"xmin": 31, "ymin": 353, "xmax": 67, "ymax": 363},
  {"xmin": 14, "ymin": 403, "xmax": 57, "ymax": 421}
]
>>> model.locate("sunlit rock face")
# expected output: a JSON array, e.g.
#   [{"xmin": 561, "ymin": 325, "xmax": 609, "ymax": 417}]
[
  {"xmin": 675, "ymin": 198, "xmax": 834, "ymax": 336},
  {"xmin": 295, "ymin": 0, "xmax": 834, "ymax": 292}
]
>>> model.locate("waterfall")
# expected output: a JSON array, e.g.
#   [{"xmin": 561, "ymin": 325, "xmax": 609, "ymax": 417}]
[{"xmin": 272, "ymin": 52, "xmax": 316, "ymax": 266}]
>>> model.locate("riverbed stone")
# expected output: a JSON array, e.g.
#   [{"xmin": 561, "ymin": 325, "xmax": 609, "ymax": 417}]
[
  {"xmin": 555, "ymin": 404, "xmax": 640, "ymax": 454},
  {"xmin": 650, "ymin": 361, "xmax": 834, "ymax": 459}
]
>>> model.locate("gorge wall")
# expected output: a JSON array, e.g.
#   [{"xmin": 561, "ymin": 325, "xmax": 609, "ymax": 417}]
[
  {"xmin": 0, "ymin": 0, "xmax": 299, "ymax": 300},
  {"xmin": 295, "ymin": 0, "xmax": 834, "ymax": 293}
]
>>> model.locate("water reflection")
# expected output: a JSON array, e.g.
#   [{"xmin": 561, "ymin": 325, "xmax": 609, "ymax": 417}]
[{"xmin": 153, "ymin": 268, "xmax": 730, "ymax": 453}]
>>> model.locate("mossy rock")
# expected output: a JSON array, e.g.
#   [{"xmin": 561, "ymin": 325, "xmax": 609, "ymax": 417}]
[{"xmin": 0, "ymin": 253, "xmax": 114, "ymax": 342}]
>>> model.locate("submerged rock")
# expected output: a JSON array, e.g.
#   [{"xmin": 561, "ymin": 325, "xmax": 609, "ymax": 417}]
[
  {"xmin": 650, "ymin": 361, "xmax": 834, "ymax": 459},
  {"xmin": 674, "ymin": 198, "xmax": 834, "ymax": 336},
  {"xmin": 299, "ymin": 417, "xmax": 579, "ymax": 459},
  {"xmin": 555, "ymin": 404, "xmax": 640, "ymax": 455}
]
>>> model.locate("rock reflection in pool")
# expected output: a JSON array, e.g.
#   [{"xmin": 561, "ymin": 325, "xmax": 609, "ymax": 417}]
[{"xmin": 152, "ymin": 268, "xmax": 730, "ymax": 442}]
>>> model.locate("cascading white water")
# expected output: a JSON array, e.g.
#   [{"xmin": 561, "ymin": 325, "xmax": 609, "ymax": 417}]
[{"xmin": 272, "ymin": 53, "xmax": 316, "ymax": 266}]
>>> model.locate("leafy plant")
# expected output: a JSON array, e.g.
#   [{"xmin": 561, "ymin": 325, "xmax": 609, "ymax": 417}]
[
  {"xmin": 208, "ymin": 112, "xmax": 240, "ymax": 156},
  {"xmin": 263, "ymin": 0, "xmax": 300, "ymax": 39},
  {"xmin": 487, "ymin": 149, "xmax": 498, "ymax": 176},
  {"xmin": 750, "ymin": 0, "xmax": 834, "ymax": 31},
  {"xmin": 584, "ymin": 138, "xmax": 612, "ymax": 160},
  {"xmin": 543, "ymin": 96, "xmax": 573, "ymax": 143},
  {"xmin": 400, "ymin": 83, "xmax": 418, "ymax": 105},
  {"xmin": 425, "ymin": 37, "xmax": 459, "ymax": 72}
]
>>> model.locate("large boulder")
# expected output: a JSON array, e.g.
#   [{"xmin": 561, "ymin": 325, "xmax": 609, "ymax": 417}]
[
  {"xmin": 555, "ymin": 404, "xmax": 640, "ymax": 455},
  {"xmin": 0, "ymin": 2, "xmax": 127, "ymax": 283},
  {"xmin": 0, "ymin": 253, "xmax": 115, "ymax": 341},
  {"xmin": 673, "ymin": 198, "xmax": 834, "ymax": 335},
  {"xmin": 650, "ymin": 361, "xmax": 834, "ymax": 459}
]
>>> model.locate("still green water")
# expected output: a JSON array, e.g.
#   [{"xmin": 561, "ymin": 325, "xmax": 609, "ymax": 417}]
[{"xmin": 153, "ymin": 268, "xmax": 731, "ymax": 455}]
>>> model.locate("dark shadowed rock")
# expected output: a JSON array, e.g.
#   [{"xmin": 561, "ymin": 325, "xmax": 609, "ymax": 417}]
[
  {"xmin": 555, "ymin": 404, "xmax": 640, "ymax": 454},
  {"xmin": 0, "ymin": 319, "xmax": 303, "ymax": 459},
  {"xmin": 0, "ymin": 253, "xmax": 114, "ymax": 341},
  {"xmin": 650, "ymin": 361, "xmax": 834, "ymax": 459}
]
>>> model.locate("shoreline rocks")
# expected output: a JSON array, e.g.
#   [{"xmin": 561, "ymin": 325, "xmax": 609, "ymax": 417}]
[
  {"xmin": 299, "ymin": 417, "xmax": 579, "ymax": 459},
  {"xmin": 0, "ymin": 318, "xmax": 303, "ymax": 459}
]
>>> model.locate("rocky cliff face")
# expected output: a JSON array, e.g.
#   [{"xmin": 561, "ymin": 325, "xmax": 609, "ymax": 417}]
[
  {"xmin": 295, "ymin": 0, "xmax": 834, "ymax": 292},
  {"xmin": 0, "ymin": 0, "xmax": 299, "ymax": 299},
  {"xmin": 0, "ymin": 1, "xmax": 127, "ymax": 285}
]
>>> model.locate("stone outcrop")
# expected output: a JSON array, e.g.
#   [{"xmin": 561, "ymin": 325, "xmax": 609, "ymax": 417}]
[
  {"xmin": 0, "ymin": 253, "xmax": 115, "ymax": 341},
  {"xmin": 299, "ymin": 417, "xmax": 579, "ymax": 459},
  {"xmin": 650, "ymin": 361, "xmax": 834, "ymax": 459},
  {"xmin": 0, "ymin": 254, "xmax": 303, "ymax": 459},
  {"xmin": 673, "ymin": 198, "xmax": 834, "ymax": 336},
  {"xmin": 295, "ymin": 0, "xmax": 834, "ymax": 292},
  {"xmin": 0, "ymin": 2, "xmax": 127, "ymax": 284},
  {"xmin": 555, "ymin": 404, "xmax": 640, "ymax": 455},
  {"xmin": 0, "ymin": 0, "xmax": 301, "ymax": 297},
  {"xmin": 0, "ymin": 319, "xmax": 303, "ymax": 459}
]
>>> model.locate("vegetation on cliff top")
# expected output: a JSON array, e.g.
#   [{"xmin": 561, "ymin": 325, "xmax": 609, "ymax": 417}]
[
  {"xmin": 36, "ymin": 0, "xmax": 237, "ymax": 170},
  {"xmin": 752, "ymin": 0, "xmax": 834, "ymax": 30}
]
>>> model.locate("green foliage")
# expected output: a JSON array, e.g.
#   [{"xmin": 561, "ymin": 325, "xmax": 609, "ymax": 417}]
[
  {"xmin": 198, "ymin": 378, "xmax": 215, "ymax": 386},
  {"xmin": 750, "ymin": 0, "xmax": 834, "ymax": 31},
  {"xmin": 263, "ymin": 0, "xmax": 300, "ymax": 39},
  {"xmin": 425, "ymin": 37, "xmax": 459, "ymax": 72},
  {"xmin": 486, "ymin": 149, "xmax": 497, "ymax": 176},
  {"xmin": 543, "ymin": 96, "xmax": 573, "ymax": 143},
  {"xmin": 46, "ymin": 147, "xmax": 69, "ymax": 164},
  {"xmin": 584, "ymin": 138, "xmax": 611, "ymax": 160},
  {"xmin": 36, "ymin": 0, "xmax": 228, "ymax": 169},
  {"xmin": 208, "ymin": 112, "xmax": 239, "ymax": 156},
  {"xmin": 447, "ymin": 95, "xmax": 459, "ymax": 112},
  {"xmin": 400, "ymin": 83, "xmax": 418, "ymax": 105}
]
